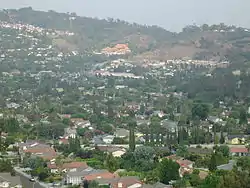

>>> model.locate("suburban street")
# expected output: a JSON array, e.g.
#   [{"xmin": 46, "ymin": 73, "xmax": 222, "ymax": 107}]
[
  {"xmin": 14, "ymin": 167, "xmax": 48, "ymax": 188},
  {"xmin": 0, "ymin": 173, "xmax": 21, "ymax": 187}
]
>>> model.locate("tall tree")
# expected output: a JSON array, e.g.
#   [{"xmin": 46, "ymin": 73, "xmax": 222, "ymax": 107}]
[
  {"xmin": 105, "ymin": 153, "xmax": 119, "ymax": 172},
  {"xmin": 128, "ymin": 121, "xmax": 136, "ymax": 152},
  {"xmin": 239, "ymin": 108, "xmax": 247, "ymax": 125},
  {"xmin": 219, "ymin": 132, "xmax": 225, "ymax": 144},
  {"xmin": 208, "ymin": 153, "xmax": 217, "ymax": 171}
]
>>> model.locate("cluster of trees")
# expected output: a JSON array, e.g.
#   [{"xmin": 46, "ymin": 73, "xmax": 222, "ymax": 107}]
[
  {"xmin": 0, "ymin": 159, "xmax": 15, "ymax": 175},
  {"xmin": 197, "ymin": 157, "xmax": 250, "ymax": 188},
  {"xmin": 23, "ymin": 154, "xmax": 50, "ymax": 181}
]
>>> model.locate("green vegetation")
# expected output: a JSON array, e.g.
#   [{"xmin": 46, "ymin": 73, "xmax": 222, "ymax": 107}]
[{"xmin": 0, "ymin": 7, "xmax": 250, "ymax": 188}]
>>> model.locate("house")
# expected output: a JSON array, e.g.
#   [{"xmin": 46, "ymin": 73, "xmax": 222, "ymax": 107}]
[
  {"xmin": 165, "ymin": 155, "xmax": 194, "ymax": 177},
  {"xmin": 207, "ymin": 116, "xmax": 222, "ymax": 124},
  {"xmin": 92, "ymin": 136, "xmax": 106, "ymax": 145},
  {"xmin": 160, "ymin": 119, "xmax": 178, "ymax": 133},
  {"xmin": 153, "ymin": 111, "xmax": 166, "ymax": 118},
  {"xmin": 6, "ymin": 102, "xmax": 20, "ymax": 109},
  {"xmin": 84, "ymin": 170, "xmax": 116, "ymax": 182},
  {"xmin": 75, "ymin": 120, "xmax": 91, "ymax": 128},
  {"xmin": 102, "ymin": 135, "xmax": 115, "ymax": 144},
  {"xmin": 97, "ymin": 146, "xmax": 126, "ymax": 153},
  {"xmin": 112, "ymin": 150, "xmax": 126, "ymax": 157},
  {"xmin": 230, "ymin": 147, "xmax": 249, "ymax": 157},
  {"xmin": 226, "ymin": 135, "xmax": 247, "ymax": 145},
  {"xmin": 176, "ymin": 159, "xmax": 194, "ymax": 177},
  {"xmin": 65, "ymin": 169, "xmax": 116, "ymax": 185},
  {"xmin": 18, "ymin": 140, "xmax": 57, "ymax": 161},
  {"xmin": 64, "ymin": 128, "xmax": 77, "ymax": 139},
  {"xmin": 70, "ymin": 118, "xmax": 84, "ymax": 126},
  {"xmin": 48, "ymin": 161, "xmax": 88, "ymax": 174},
  {"xmin": 115, "ymin": 128, "xmax": 129, "ymax": 138},
  {"xmin": 111, "ymin": 176, "xmax": 142, "ymax": 188},
  {"xmin": 176, "ymin": 159, "xmax": 194, "ymax": 169},
  {"xmin": 144, "ymin": 182, "xmax": 173, "ymax": 188},
  {"xmin": 64, "ymin": 167, "xmax": 94, "ymax": 185}
]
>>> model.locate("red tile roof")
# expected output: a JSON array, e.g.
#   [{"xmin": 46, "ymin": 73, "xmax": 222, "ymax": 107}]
[
  {"xmin": 176, "ymin": 159, "xmax": 193, "ymax": 167},
  {"xmin": 63, "ymin": 162, "xmax": 88, "ymax": 169},
  {"xmin": 230, "ymin": 147, "xmax": 248, "ymax": 153},
  {"xmin": 48, "ymin": 161, "xmax": 88, "ymax": 170},
  {"xmin": 112, "ymin": 177, "xmax": 142, "ymax": 188},
  {"xmin": 24, "ymin": 147, "xmax": 57, "ymax": 160},
  {"xmin": 84, "ymin": 172, "xmax": 116, "ymax": 181}
]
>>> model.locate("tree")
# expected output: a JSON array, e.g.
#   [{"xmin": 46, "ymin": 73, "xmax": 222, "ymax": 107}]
[
  {"xmin": 158, "ymin": 158, "xmax": 180, "ymax": 184},
  {"xmin": 4, "ymin": 118, "xmax": 20, "ymax": 133},
  {"xmin": 214, "ymin": 135, "xmax": 219, "ymax": 145},
  {"xmin": 208, "ymin": 154, "xmax": 217, "ymax": 171},
  {"xmin": 23, "ymin": 156, "xmax": 45, "ymax": 170},
  {"xmin": 191, "ymin": 103, "xmax": 209, "ymax": 120},
  {"xmin": 176, "ymin": 145, "xmax": 188, "ymax": 158},
  {"xmin": 239, "ymin": 108, "xmax": 247, "ymax": 125},
  {"xmin": 0, "ymin": 159, "xmax": 13, "ymax": 173},
  {"xmin": 105, "ymin": 153, "xmax": 119, "ymax": 172},
  {"xmin": 214, "ymin": 145, "xmax": 229, "ymax": 158},
  {"xmin": 0, "ymin": 119, "xmax": 4, "ymax": 152},
  {"xmin": 89, "ymin": 180, "xmax": 99, "ymax": 188},
  {"xmin": 55, "ymin": 155, "xmax": 64, "ymax": 170},
  {"xmin": 128, "ymin": 121, "xmax": 136, "ymax": 152},
  {"xmin": 37, "ymin": 167, "xmax": 49, "ymax": 181},
  {"xmin": 199, "ymin": 173, "xmax": 220, "ymax": 188},
  {"xmin": 225, "ymin": 118, "xmax": 236, "ymax": 134},
  {"xmin": 246, "ymin": 144, "xmax": 250, "ymax": 153},
  {"xmin": 134, "ymin": 146, "xmax": 155, "ymax": 161},
  {"xmin": 219, "ymin": 132, "xmax": 225, "ymax": 144},
  {"xmin": 188, "ymin": 170, "xmax": 202, "ymax": 187},
  {"xmin": 77, "ymin": 127, "xmax": 87, "ymax": 136}
]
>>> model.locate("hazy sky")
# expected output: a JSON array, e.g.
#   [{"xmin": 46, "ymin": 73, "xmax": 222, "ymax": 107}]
[{"xmin": 1, "ymin": 0, "xmax": 250, "ymax": 31}]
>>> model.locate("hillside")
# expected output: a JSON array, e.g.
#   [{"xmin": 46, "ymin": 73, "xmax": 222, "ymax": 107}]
[{"xmin": 1, "ymin": 7, "xmax": 250, "ymax": 61}]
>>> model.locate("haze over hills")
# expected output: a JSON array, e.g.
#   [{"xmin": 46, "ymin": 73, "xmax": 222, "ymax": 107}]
[
  {"xmin": 2, "ymin": 0, "xmax": 250, "ymax": 32},
  {"xmin": 1, "ymin": 7, "xmax": 250, "ymax": 61}
]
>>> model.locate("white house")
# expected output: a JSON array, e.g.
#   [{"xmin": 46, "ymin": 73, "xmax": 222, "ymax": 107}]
[{"xmin": 102, "ymin": 135, "xmax": 115, "ymax": 144}]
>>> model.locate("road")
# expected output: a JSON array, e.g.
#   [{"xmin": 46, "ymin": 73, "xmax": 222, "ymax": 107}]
[
  {"xmin": 0, "ymin": 173, "xmax": 21, "ymax": 187},
  {"xmin": 14, "ymin": 167, "xmax": 48, "ymax": 188}
]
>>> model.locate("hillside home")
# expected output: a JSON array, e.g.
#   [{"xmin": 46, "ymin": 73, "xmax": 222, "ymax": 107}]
[
  {"xmin": 115, "ymin": 128, "xmax": 130, "ymax": 138},
  {"xmin": 64, "ymin": 167, "xmax": 94, "ymax": 185},
  {"xmin": 226, "ymin": 135, "xmax": 247, "ymax": 145},
  {"xmin": 48, "ymin": 161, "xmax": 88, "ymax": 174},
  {"xmin": 230, "ymin": 147, "xmax": 249, "ymax": 157},
  {"xmin": 18, "ymin": 140, "xmax": 57, "ymax": 161},
  {"xmin": 102, "ymin": 135, "xmax": 115, "ymax": 144},
  {"xmin": 166, "ymin": 155, "xmax": 194, "ymax": 177}
]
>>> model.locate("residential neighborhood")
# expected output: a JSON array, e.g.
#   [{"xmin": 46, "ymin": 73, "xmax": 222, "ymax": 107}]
[{"xmin": 0, "ymin": 6, "xmax": 250, "ymax": 188}]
